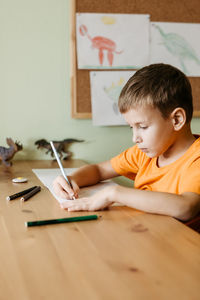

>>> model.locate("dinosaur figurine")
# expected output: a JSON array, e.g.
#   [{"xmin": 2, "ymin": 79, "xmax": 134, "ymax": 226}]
[
  {"xmin": 35, "ymin": 138, "xmax": 84, "ymax": 160},
  {"xmin": 0, "ymin": 138, "xmax": 23, "ymax": 167}
]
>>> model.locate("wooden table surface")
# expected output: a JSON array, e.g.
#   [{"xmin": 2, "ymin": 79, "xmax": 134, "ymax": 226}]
[{"xmin": 0, "ymin": 160, "xmax": 200, "ymax": 300}]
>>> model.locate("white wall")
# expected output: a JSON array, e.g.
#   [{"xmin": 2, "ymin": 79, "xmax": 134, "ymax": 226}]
[{"xmin": 0, "ymin": 0, "xmax": 199, "ymax": 165}]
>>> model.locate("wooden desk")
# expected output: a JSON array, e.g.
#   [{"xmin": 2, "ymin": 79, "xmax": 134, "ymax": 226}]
[{"xmin": 0, "ymin": 160, "xmax": 200, "ymax": 300}]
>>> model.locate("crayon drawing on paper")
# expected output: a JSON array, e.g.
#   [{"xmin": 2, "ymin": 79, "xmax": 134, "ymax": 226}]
[
  {"xmin": 76, "ymin": 13, "xmax": 150, "ymax": 69},
  {"xmin": 150, "ymin": 22, "xmax": 200, "ymax": 76},
  {"xmin": 90, "ymin": 71, "xmax": 135, "ymax": 126}
]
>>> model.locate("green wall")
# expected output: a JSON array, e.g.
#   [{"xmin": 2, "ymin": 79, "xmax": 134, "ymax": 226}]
[{"xmin": 1, "ymin": 0, "xmax": 199, "ymax": 165}]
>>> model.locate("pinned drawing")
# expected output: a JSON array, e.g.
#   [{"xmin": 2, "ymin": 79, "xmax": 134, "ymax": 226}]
[
  {"xmin": 79, "ymin": 24, "xmax": 123, "ymax": 67},
  {"xmin": 90, "ymin": 71, "xmax": 135, "ymax": 126},
  {"xmin": 76, "ymin": 13, "xmax": 150, "ymax": 69},
  {"xmin": 150, "ymin": 22, "xmax": 200, "ymax": 76},
  {"xmin": 103, "ymin": 77, "xmax": 125, "ymax": 114}
]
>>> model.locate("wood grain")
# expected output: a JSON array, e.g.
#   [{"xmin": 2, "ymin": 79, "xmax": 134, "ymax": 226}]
[{"xmin": 0, "ymin": 160, "xmax": 200, "ymax": 299}]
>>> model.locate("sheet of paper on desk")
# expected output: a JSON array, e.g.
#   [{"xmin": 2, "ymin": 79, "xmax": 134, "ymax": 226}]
[{"xmin": 32, "ymin": 168, "xmax": 121, "ymax": 205}]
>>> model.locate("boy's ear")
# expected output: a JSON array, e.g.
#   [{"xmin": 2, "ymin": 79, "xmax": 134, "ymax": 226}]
[{"xmin": 171, "ymin": 107, "xmax": 186, "ymax": 130}]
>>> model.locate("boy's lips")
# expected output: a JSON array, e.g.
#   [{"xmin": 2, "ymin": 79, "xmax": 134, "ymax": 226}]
[{"xmin": 139, "ymin": 147, "xmax": 148, "ymax": 152}]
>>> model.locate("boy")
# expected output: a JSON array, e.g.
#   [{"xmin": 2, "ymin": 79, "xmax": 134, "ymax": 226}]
[{"xmin": 53, "ymin": 63, "xmax": 200, "ymax": 221}]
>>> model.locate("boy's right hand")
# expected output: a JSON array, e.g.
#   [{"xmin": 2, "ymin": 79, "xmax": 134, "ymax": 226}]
[{"xmin": 53, "ymin": 175, "xmax": 79, "ymax": 200}]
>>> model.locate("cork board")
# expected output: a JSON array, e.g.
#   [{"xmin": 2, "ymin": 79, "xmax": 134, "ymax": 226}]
[{"xmin": 70, "ymin": 0, "xmax": 200, "ymax": 119}]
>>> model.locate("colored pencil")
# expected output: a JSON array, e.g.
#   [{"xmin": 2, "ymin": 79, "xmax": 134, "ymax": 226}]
[
  {"xmin": 6, "ymin": 186, "xmax": 38, "ymax": 201},
  {"xmin": 21, "ymin": 186, "xmax": 41, "ymax": 201},
  {"xmin": 50, "ymin": 141, "xmax": 75, "ymax": 200},
  {"xmin": 25, "ymin": 214, "xmax": 99, "ymax": 227}
]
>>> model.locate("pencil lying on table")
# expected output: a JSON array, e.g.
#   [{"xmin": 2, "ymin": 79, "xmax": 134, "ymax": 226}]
[
  {"xmin": 25, "ymin": 214, "xmax": 99, "ymax": 227},
  {"xmin": 21, "ymin": 186, "xmax": 41, "ymax": 201},
  {"xmin": 6, "ymin": 186, "xmax": 37, "ymax": 201}
]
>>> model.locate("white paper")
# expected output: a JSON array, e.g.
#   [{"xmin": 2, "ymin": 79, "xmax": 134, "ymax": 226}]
[
  {"xmin": 32, "ymin": 168, "xmax": 120, "ymax": 205},
  {"xmin": 76, "ymin": 13, "xmax": 150, "ymax": 69},
  {"xmin": 90, "ymin": 71, "xmax": 135, "ymax": 126},
  {"xmin": 150, "ymin": 22, "xmax": 200, "ymax": 76}
]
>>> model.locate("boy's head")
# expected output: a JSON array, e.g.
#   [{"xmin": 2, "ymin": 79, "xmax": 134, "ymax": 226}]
[{"xmin": 119, "ymin": 63, "xmax": 193, "ymax": 123}]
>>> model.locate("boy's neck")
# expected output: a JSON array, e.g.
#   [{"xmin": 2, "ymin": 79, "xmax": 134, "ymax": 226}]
[{"xmin": 157, "ymin": 125, "xmax": 196, "ymax": 168}]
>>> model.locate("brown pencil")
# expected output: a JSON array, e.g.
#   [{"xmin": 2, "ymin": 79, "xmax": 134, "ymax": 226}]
[
  {"xmin": 6, "ymin": 186, "xmax": 37, "ymax": 201},
  {"xmin": 21, "ymin": 186, "xmax": 41, "ymax": 201}
]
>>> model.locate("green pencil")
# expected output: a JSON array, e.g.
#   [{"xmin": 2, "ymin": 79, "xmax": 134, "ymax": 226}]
[{"xmin": 25, "ymin": 214, "xmax": 99, "ymax": 227}]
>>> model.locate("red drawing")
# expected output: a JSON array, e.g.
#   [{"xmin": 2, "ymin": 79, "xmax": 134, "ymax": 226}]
[{"xmin": 79, "ymin": 24, "xmax": 123, "ymax": 66}]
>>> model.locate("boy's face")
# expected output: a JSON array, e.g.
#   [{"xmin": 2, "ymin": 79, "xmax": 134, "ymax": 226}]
[{"xmin": 123, "ymin": 105, "xmax": 176, "ymax": 158}]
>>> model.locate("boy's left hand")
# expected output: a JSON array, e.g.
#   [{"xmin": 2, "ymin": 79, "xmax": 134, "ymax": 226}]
[{"xmin": 60, "ymin": 187, "xmax": 114, "ymax": 211}]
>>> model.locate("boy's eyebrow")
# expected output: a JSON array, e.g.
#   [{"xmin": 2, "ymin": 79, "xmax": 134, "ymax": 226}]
[{"xmin": 130, "ymin": 121, "xmax": 147, "ymax": 126}]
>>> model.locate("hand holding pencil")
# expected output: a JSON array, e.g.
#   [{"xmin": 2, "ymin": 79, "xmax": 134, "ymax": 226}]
[
  {"xmin": 52, "ymin": 174, "xmax": 79, "ymax": 200},
  {"xmin": 50, "ymin": 141, "xmax": 78, "ymax": 200}
]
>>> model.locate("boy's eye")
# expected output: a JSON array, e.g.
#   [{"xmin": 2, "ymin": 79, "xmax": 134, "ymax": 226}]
[{"xmin": 139, "ymin": 125, "xmax": 148, "ymax": 129}]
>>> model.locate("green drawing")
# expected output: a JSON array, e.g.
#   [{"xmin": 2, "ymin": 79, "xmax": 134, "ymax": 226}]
[
  {"xmin": 154, "ymin": 24, "xmax": 200, "ymax": 74},
  {"xmin": 103, "ymin": 78, "xmax": 125, "ymax": 115}
]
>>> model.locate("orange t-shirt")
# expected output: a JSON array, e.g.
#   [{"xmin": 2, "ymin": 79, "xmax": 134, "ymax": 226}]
[{"xmin": 110, "ymin": 137, "xmax": 200, "ymax": 195}]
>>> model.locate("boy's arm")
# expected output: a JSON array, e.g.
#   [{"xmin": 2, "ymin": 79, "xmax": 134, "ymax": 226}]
[
  {"xmin": 71, "ymin": 160, "xmax": 119, "ymax": 187},
  {"xmin": 61, "ymin": 184, "xmax": 200, "ymax": 221},
  {"xmin": 111, "ymin": 186, "xmax": 200, "ymax": 221},
  {"xmin": 53, "ymin": 161, "xmax": 119, "ymax": 199}
]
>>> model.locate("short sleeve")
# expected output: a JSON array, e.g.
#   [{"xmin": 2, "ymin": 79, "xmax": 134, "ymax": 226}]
[
  {"xmin": 110, "ymin": 146, "xmax": 140, "ymax": 180},
  {"xmin": 179, "ymin": 159, "xmax": 200, "ymax": 194}
]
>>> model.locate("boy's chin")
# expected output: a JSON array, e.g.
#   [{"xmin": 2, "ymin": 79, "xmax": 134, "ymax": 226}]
[
  {"xmin": 143, "ymin": 151, "xmax": 157, "ymax": 158},
  {"xmin": 139, "ymin": 147, "xmax": 158, "ymax": 158}
]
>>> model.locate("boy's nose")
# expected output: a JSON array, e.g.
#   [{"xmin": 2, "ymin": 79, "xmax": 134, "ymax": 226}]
[{"xmin": 132, "ymin": 132, "xmax": 142, "ymax": 144}]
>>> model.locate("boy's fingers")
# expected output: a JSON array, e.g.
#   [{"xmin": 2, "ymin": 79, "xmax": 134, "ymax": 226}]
[
  {"xmin": 60, "ymin": 199, "xmax": 89, "ymax": 210},
  {"xmin": 53, "ymin": 183, "xmax": 71, "ymax": 199},
  {"xmin": 70, "ymin": 179, "xmax": 80, "ymax": 197},
  {"xmin": 53, "ymin": 175, "xmax": 79, "ymax": 198},
  {"xmin": 60, "ymin": 199, "xmax": 79, "ymax": 208}
]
